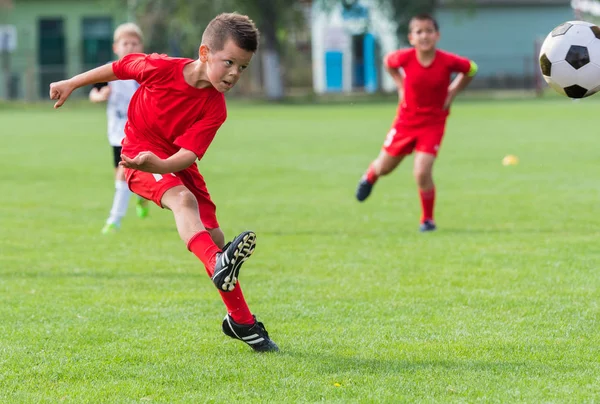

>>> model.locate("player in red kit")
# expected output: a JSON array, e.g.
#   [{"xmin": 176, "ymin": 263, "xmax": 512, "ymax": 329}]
[
  {"xmin": 355, "ymin": 14, "xmax": 478, "ymax": 232},
  {"xmin": 49, "ymin": 13, "xmax": 278, "ymax": 352}
]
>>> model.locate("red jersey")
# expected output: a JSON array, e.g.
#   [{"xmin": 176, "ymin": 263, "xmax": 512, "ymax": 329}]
[
  {"xmin": 112, "ymin": 53, "xmax": 227, "ymax": 159},
  {"xmin": 386, "ymin": 48, "xmax": 472, "ymax": 125}
]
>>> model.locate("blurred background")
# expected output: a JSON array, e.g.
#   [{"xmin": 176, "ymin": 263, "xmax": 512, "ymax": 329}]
[{"xmin": 0, "ymin": 0, "xmax": 594, "ymax": 101}]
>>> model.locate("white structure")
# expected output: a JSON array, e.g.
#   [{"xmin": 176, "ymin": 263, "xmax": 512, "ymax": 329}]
[
  {"xmin": 572, "ymin": 0, "xmax": 600, "ymax": 16},
  {"xmin": 311, "ymin": 0, "xmax": 400, "ymax": 93}
]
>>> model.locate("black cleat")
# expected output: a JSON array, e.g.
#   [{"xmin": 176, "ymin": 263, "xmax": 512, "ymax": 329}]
[
  {"xmin": 222, "ymin": 314, "xmax": 279, "ymax": 352},
  {"xmin": 212, "ymin": 231, "xmax": 256, "ymax": 292},
  {"xmin": 356, "ymin": 178, "xmax": 374, "ymax": 202},
  {"xmin": 419, "ymin": 220, "xmax": 437, "ymax": 232}
]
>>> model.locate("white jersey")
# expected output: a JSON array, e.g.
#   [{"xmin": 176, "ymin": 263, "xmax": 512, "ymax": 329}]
[{"xmin": 107, "ymin": 79, "xmax": 139, "ymax": 146}]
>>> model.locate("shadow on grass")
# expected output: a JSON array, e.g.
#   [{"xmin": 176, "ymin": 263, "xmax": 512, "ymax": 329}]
[
  {"xmin": 0, "ymin": 269, "xmax": 203, "ymax": 280},
  {"xmin": 439, "ymin": 227, "xmax": 558, "ymax": 235},
  {"xmin": 278, "ymin": 349, "xmax": 531, "ymax": 374},
  {"xmin": 260, "ymin": 226, "xmax": 558, "ymax": 237}
]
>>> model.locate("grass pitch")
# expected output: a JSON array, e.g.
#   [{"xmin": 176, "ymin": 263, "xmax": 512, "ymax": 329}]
[{"xmin": 0, "ymin": 96, "xmax": 599, "ymax": 402}]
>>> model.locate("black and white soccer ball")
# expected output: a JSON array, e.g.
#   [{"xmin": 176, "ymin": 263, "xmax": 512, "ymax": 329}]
[{"xmin": 539, "ymin": 20, "xmax": 600, "ymax": 98}]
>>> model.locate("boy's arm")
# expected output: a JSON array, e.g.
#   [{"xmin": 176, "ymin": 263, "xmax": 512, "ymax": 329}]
[
  {"xmin": 444, "ymin": 61, "xmax": 478, "ymax": 109},
  {"xmin": 119, "ymin": 148, "xmax": 197, "ymax": 174},
  {"xmin": 386, "ymin": 66, "xmax": 405, "ymax": 99},
  {"xmin": 384, "ymin": 52, "xmax": 406, "ymax": 99},
  {"xmin": 50, "ymin": 64, "xmax": 117, "ymax": 108},
  {"xmin": 385, "ymin": 63, "xmax": 404, "ymax": 89},
  {"xmin": 384, "ymin": 55, "xmax": 404, "ymax": 92}
]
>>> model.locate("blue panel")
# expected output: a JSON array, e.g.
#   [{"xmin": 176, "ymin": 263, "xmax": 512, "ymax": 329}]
[
  {"xmin": 353, "ymin": 61, "xmax": 365, "ymax": 87},
  {"xmin": 363, "ymin": 32, "xmax": 378, "ymax": 93},
  {"xmin": 325, "ymin": 51, "xmax": 343, "ymax": 92},
  {"xmin": 341, "ymin": 3, "xmax": 369, "ymax": 20}
]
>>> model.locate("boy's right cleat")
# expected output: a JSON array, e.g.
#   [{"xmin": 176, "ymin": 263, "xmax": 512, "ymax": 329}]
[
  {"xmin": 356, "ymin": 178, "xmax": 374, "ymax": 202},
  {"xmin": 212, "ymin": 231, "xmax": 256, "ymax": 292},
  {"xmin": 419, "ymin": 220, "xmax": 437, "ymax": 232},
  {"xmin": 222, "ymin": 314, "xmax": 279, "ymax": 352},
  {"xmin": 101, "ymin": 222, "xmax": 120, "ymax": 234}
]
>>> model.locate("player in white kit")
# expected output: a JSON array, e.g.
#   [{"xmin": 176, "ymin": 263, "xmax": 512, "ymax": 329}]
[{"xmin": 89, "ymin": 22, "xmax": 149, "ymax": 234}]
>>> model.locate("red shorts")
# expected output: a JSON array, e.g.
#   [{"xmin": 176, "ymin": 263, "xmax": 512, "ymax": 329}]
[
  {"xmin": 382, "ymin": 118, "xmax": 446, "ymax": 157},
  {"xmin": 125, "ymin": 165, "xmax": 219, "ymax": 229}
]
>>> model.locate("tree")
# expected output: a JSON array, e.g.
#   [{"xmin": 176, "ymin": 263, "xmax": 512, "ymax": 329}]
[
  {"xmin": 232, "ymin": 0, "xmax": 310, "ymax": 100},
  {"xmin": 385, "ymin": 0, "xmax": 437, "ymax": 39},
  {"xmin": 112, "ymin": 0, "xmax": 306, "ymax": 100},
  {"xmin": 235, "ymin": 0, "xmax": 285, "ymax": 100},
  {"xmin": 117, "ymin": 0, "xmax": 227, "ymax": 56},
  {"xmin": 319, "ymin": 0, "xmax": 446, "ymax": 41},
  {"xmin": 0, "ymin": 0, "xmax": 14, "ymax": 99}
]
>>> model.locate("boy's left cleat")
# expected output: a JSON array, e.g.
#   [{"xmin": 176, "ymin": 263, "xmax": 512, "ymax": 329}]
[
  {"xmin": 136, "ymin": 198, "xmax": 150, "ymax": 218},
  {"xmin": 419, "ymin": 220, "xmax": 437, "ymax": 232},
  {"xmin": 222, "ymin": 314, "xmax": 279, "ymax": 352},
  {"xmin": 212, "ymin": 231, "xmax": 256, "ymax": 292},
  {"xmin": 356, "ymin": 178, "xmax": 374, "ymax": 202}
]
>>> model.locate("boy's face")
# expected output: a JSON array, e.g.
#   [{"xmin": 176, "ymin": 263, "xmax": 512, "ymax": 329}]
[
  {"xmin": 408, "ymin": 19, "xmax": 439, "ymax": 53},
  {"xmin": 201, "ymin": 38, "xmax": 253, "ymax": 93},
  {"xmin": 113, "ymin": 34, "xmax": 143, "ymax": 59}
]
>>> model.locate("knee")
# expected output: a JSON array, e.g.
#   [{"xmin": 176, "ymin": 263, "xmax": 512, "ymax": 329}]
[
  {"xmin": 170, "ymin": 189, "xmax": 198, "ymax": 212},
  {"xmin": 413, "ymin": 168, "xmax": 432, "ymax": 188}
]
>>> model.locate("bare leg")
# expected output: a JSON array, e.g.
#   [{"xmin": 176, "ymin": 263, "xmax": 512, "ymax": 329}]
[
  {"xmin": 161, "ymin": 185, "xmax": 206, "ymax": 243},
  {"xmin": 370, "ymin": 149, "xmax": 406, "ymax": 179},
  {"xmin": 413, "ymin": 152, "xmax": 435, "ymax": 190},
  {"xmin": 356, "ymin": 150, "xmax": 406, "ymax": 202},
  {"xmin": 115, "ymin": 165, "xmax": 126, "ymax": 182},
  {"xmin": 207, "ymin": 228, "xmax": 225, "ymax": 249},
  {"xmin": 103, "ymin": 165, "xmax": 132, "ymax": 232}
]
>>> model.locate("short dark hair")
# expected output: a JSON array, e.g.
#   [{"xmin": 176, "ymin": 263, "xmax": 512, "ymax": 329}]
[
  {"xmin": 409, "ymin": 13, "xmax": 439, "ymax": 32},
  {"xmin": 202, "ymin": 13, "xmax": 260, "ymax": 53}
]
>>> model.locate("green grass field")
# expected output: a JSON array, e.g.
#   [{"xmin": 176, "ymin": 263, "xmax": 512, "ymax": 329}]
[{"xmin": 1, "ymin": 96, "xmax": 599, "ymax": 403}]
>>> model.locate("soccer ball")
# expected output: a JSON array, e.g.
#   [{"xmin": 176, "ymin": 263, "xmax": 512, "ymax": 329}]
[{"xmin": 539, "ymin": 20, "xmax": 600, "ymax": 98}]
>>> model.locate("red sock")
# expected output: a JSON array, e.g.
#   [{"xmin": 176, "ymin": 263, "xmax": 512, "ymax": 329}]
[
  {"xmin": 365, "ymin": 163, "xmax": 379, "ymax": 184},
  {"xmin": 187, "ymin": 230, "xmax": 254, "ymax": 325},
  {"xmin": 419, "ymin": 188, "xmax": 435, "ymax": 223},
  {"xmin": 187, "ymin": 230, "xmax": 220, "ymax": 272},
  {"xmin": 219, "ymin": 284, "xmax": 254, "ymax": 325}
]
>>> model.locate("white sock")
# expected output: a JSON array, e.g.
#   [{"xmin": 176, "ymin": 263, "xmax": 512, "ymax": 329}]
[{"xmin": 107, "ymin": 180, "xmax": 132, "ymax": 225}]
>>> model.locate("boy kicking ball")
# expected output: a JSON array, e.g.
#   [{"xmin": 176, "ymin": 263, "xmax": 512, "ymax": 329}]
[{"xmin": 50, "ymin": 13, "xmax": 278, "ymax": 352}]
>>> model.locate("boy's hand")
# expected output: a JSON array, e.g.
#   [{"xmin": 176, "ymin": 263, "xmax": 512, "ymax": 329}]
[
  {"xmin": 120, "ymin": 151, "xmax": 168, "ymax": 174},
  {"xmin": 49, "ymin": 80, "xmax": 76, "ymax": 109},
  {"xmin": 89, "ymin": 86, "xmax": 110, "ymax": 103}
]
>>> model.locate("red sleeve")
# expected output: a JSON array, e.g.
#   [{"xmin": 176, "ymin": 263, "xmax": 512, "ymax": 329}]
[
  {"xmin": 112, "ymin": 53, "xmax": 165, "ymax": 85},
  {"xmin": 174, "ymin": 93, "xmax": 227, "ymax": 159},
  {"xmin": 446, "ymin": 52, "xmax": 472, "ymax": 74},
  {"xmin": 385, "ymin": 49, "xmax": 410, "ymax": 69}
]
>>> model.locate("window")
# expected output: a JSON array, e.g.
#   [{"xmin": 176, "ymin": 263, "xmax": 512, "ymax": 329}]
[
  {"xmin": 38, "ymin": 18, "xmax": 66, "ymax": 98},
  {"xmin": 82, "ymin": 17, "xmax": 113, "ymax": 70}
]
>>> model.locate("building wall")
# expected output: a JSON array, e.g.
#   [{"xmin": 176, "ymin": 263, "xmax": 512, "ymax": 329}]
[
  {"xmin": 436, "ymin": 5, "xmax": 574, "ymax": 87},
  {"xmin": 311, "ymin": 0, "xmax": 400, "ymax": 94},
  {"xmin": 1, "ymin": 0, "xmax": 126, "ymax": 100},
  {"xmin": 311, "ymin": 1, "xmax": 574, "ymax": 93}
]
